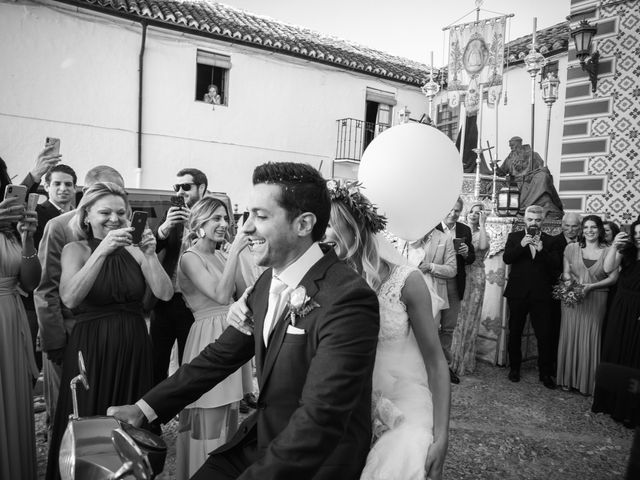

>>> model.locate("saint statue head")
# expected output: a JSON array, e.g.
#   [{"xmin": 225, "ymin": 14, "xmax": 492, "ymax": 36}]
[{"xmin": 508, "ymin": 136, "xmax": 523, "ymax": 151}]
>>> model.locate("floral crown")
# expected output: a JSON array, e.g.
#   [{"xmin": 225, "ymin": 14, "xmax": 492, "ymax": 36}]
[{"xmin": 326, "ymin": 180, "xmax": 387, "ymax": 234}]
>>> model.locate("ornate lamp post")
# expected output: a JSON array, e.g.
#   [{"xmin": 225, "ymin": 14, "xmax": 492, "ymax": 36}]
[
  {"xmin": 421, "ymin": 51, "xmax": 440, "ymax": 124},
  {"xmin": 524, "ymin": 17, "xmax": 546, "ymax": 172},
  {"xmin": 497, "ymin": 174, "xmax": 521, "ymax": 217},
  {"xmin": 540, "ymin": 71, "xmax": 560, "ymax": 166},
  {"xmin": 570, "ymin": 19, "xmax": 599, "ymax": 93}
]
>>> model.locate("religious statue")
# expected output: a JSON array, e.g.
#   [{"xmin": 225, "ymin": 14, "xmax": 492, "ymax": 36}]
[{"xmin": 496, "ymin": 136, "xmax": 564, "ymax": 218}]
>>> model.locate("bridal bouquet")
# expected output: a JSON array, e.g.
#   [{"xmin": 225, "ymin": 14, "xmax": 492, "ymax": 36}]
[{"xmin": 552, "ymin": 279, "xmax": 585, "ymax": 307}]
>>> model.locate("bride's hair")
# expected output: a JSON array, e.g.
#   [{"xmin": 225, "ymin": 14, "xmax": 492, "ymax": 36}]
[{"xmin": 330, "ymin": 200, "xmax": 389, "ymax": 291}]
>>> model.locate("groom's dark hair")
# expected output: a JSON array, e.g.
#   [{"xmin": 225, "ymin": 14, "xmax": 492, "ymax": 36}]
[{"xmin": 253, "ymin": 162, "xmax": 330, "ymax": 242}]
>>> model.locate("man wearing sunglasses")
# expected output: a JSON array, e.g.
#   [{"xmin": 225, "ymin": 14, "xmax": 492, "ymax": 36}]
[{"xmin": 151, "ymin": 168, "xmax": 208, "ymax": 387}]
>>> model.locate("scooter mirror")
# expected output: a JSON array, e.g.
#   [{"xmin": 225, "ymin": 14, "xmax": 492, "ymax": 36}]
[
  {"xmin": 77, "ymin": 351, "xmax": 89, "ymax": 390},
  {"xmin": 112, "ymin": 428, "xmax": 153, "ymax": 480}
]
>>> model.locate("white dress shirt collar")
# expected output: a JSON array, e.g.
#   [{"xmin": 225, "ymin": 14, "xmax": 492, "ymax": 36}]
[{"xmin": 274, "ymin": 242, "xmax": 324, "ymax": 289}]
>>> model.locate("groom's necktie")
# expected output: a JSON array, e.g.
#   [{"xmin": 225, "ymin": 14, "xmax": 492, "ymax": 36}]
[{"xmin": 263, "ymin": 276, "xmax": 290, "ymax": 346}]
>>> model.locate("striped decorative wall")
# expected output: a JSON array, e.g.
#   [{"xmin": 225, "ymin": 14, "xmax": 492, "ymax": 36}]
[{"xmin": 560, "ymin": 0, "xmax": 640, "ymax": 223}]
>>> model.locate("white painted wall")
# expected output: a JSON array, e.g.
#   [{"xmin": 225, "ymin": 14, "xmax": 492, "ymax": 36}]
[{"xmin": 0, "ymin": 0, "xmax": 430, "ymax": 209}]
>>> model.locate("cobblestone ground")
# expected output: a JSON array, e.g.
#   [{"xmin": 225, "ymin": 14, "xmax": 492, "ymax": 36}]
[{"xmin": 36, "ymin": 361, "xmax": 634, "ymax": 479}]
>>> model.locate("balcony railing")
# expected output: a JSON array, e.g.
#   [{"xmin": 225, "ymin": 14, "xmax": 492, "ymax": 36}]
[{"xmin": 335, "ymin": 118, "xmax": 389, "ymax": 162}]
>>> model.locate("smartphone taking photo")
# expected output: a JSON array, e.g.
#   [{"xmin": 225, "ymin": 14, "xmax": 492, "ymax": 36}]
[
  {"xmin": 170, "ymin": 195, "xmax": 185, "ymax": 209},
  {"xmin": 453, "ymin": 238, "xmax": 463, "ymax": 251},
  {"xmin": 130, "ymin": 211, "xmax": 148, "ymax": 245},
  {"xmin": 3, "ymin": 184, "xmax": 28, "ymax": 204},
  {"xmin": 526, "ymin": 226, "xmax": 540, "ymax": 237},
  {"xmin": 45, "ymin": 137, "xmax": 61, "ymax": 156}
]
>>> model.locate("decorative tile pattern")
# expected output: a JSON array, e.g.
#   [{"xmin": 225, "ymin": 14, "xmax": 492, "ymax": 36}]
[{"xmin": 562, "ymin": 1, "xmax": 640, "ymax": 223}]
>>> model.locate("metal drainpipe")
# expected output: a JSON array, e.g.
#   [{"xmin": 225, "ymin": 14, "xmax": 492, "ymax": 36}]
[{"xmin": 136, "ymin": 21, "xmax": 147, "ymax": 189}]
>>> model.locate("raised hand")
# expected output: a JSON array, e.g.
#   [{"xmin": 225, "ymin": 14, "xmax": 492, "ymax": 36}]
[
  {"xmin": 158, "ymin": 206, "xmax": 189, "ymax": 238},
  {"xmin": 17, "ymin": 210, "xmax": 38, "ymax": 239},
  {"xmin": 228, "ymin": 231, "xmax": 251, "ymax": 257},
  {"xmin": 0, "ymin": 197, "xmax": 25, "ymax": 225},
  {"xmin": 137, "ymin": 228, "xmax": 157, "ymax": 256},
  {"xmin": 95, "ymin": 227, "xmax": 133, "ymax": 256},
  {"xmin": 30, "ymin": 145, "xmax": 62, "ymax": 182},
  {"xmin": 226, "ymin": 285, "xmax": 254, "ymax": 335}
]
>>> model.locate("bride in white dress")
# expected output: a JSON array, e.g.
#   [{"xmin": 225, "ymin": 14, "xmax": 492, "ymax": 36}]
[{"xmin": 324, "ymin": 181, "xmax": 450, "ymax": 480}]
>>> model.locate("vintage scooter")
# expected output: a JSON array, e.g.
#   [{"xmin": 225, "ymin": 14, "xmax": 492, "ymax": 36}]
[{"xmin": 58, "ymin": 352, "xmax": 167, "ymax": 480}]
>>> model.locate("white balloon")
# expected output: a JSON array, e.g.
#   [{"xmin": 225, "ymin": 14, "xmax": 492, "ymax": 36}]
[{"xmin": 358, "ymin": 123, "xmax": 463, "ymax": 241}]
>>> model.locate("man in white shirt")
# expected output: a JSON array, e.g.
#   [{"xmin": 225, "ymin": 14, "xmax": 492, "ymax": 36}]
[{"xmin": 109, "ymin": 162, "xmax": 380, "ymax": 480}]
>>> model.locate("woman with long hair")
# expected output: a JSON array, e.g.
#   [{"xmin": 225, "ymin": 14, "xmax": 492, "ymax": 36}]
[
  {"xmin": 603, "ymin": 221, "xmax": 620, "ymax": 246},
  {"xmin": 451, "ymin": 202, "xmax": 490, "ymax": 376},
  {"xmin": 325, "ymin": 181, "xmax": 450, "ymax": 480},
  {"xmin": 593, "ymin": 220, "xmax": 640, "ymax": 425},
  {"xmin": 46, "ymin": 182, "xmax": 173, "ymax": 480},
  {"xmin": 557, "ymin": 215, "xmax": 618, "ymax": 395},
  {"xmin": 0, "ymin": 161, "xmax": 40, "ymax": 480},
  {"xmin": 175, "ymin": 196, "xmax": 250, "ymax": 479}
]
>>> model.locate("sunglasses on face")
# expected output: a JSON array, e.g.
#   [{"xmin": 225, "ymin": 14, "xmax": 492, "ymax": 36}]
[{"xmin": 173, "ymin": 183, "xmax": 197, "ymax": 192}]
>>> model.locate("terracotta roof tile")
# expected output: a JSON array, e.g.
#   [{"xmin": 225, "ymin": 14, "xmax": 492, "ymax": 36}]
[{"xmin": 54, "ymin": 0, "xmax": 569, "ymax": 86}]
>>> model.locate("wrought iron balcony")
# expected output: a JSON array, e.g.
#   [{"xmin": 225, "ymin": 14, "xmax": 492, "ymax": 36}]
[{"xmin": 335, "ymin": 118, "xmax": 389, "ymax": 162}]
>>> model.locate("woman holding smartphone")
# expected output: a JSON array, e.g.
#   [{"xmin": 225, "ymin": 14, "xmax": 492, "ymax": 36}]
[
  {"xmin": 0, "ymin": 161, "xmax": 40, "ymax": 480},
  {"xmin": 593, "ymin": 220, "xmax": 640, "ymax": 425},
  {"xmin": 46, "ymin": 182, "xmax": 173, "ymax": 480}
]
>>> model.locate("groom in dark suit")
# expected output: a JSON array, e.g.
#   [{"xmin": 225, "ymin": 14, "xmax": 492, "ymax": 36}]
[{"xmin": 109, "ymin": 162, "xmax": 380, "ymax": 480}]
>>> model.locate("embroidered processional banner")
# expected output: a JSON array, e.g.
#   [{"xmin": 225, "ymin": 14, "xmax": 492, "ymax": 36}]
[{"xmin": 447, "ymin": 16, "xmax": 506, "ymax": 113}]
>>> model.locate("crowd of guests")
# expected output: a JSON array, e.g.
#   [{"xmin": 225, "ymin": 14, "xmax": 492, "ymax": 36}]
[{"xmin": 0, "ymin": 145, "xmax": 638, "ymax": 479}]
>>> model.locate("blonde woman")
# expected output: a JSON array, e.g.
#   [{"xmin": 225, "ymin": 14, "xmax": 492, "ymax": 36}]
[
  {"xmin": 176, "ymin": 196, "xmax": 250, "ymax": 479},
  {"xmin": 451, "ymin": 202, "xmax": 490, "ymax": 375},
  {"xmin": 47, "ymin": 182, "xmax": 172, "ymax": 480}
]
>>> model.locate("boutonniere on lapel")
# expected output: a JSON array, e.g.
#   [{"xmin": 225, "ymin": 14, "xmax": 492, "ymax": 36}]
[{"xmin": 287, "ymin": 286, "xmax": 320, "ymax": 327}]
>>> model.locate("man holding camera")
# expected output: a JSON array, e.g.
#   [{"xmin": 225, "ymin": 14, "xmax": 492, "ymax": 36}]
[
  {"xmin": 150, "ymin": 168, "xmax": 207, "ymax": 386},
  {"xmin": 503, "ymin": 205, "xmax": 562, "ymax": 388}
]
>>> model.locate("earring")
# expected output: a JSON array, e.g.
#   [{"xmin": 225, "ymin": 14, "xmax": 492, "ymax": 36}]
[{"xmin": 197, "ymin": 227, "xmax": 206, "ymax": 239}]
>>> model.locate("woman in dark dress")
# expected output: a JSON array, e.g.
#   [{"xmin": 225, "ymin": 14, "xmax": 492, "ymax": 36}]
[
  {"xmin": 46, "ymin": 182, "xmax": 173, "ymax": 480},
  {"xmin": 593, "ymin": 220, "xmax": 640, "ymax": 426}
]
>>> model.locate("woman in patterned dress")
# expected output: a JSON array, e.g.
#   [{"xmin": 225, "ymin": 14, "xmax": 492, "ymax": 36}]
[{"xmin": 451, "ymin": 202, "xmax": 490, "ymax": 376}]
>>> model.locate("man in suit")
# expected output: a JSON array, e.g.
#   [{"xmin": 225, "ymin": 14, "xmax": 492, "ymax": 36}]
[
  {"xmin": 405, "ymin": 228, "xmax": 456, "ymax": 319},
  {"xmin": 35, "ymin": 166, "xmax": 124, "ymax": 425},
  {"xmin": 150, "ymin": 168, "xmax": 207, "ymax": 386},
  {"xmin": 549, "ymin": 212, "xmax": 582, "ymax": 366},
  {"xmin": 109, "ymin": 162, "xmax": 380, "ymax": 480},
  {"xmin": 503, "ymin": 205, "xmax": 562, "ymax": 388},
  {"xmin": 436, "ymin": 197, "xmax": 475, "ymax": 384}
]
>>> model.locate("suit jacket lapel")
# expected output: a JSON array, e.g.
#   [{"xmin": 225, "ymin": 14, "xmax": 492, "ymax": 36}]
[{"xmin": 260, "ymin": 248, "xmax": 335, "ymax": 390}]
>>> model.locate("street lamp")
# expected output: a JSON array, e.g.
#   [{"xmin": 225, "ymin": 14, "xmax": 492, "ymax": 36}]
[
  {"xmin": 497, "ymin": 175, "xmax": 521, "ymax": 217},
  {"xmin": 570, "ymin": 19, "xmax": 599, "ymax": 93},
  {"xmin": 540, "ymin": 71, "xmax": 561, "ymax": 166},
  {"xmin": 524, "ymin": 18, "xmax": 547, "ymax": 173},
  {"xmin": 421, "ymin": 51, "xmax": 440, "ymax": 124}
]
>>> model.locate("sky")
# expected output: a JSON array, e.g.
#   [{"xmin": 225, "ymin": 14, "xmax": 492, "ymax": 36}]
[{"xmin": 220, "ymin": 0, "xmax": 569, "ymax": 65}]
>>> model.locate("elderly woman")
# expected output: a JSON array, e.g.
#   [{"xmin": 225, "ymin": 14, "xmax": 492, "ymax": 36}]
[
  {"xmin": 0, "ymin": 161, "xmax": 40, "ymax": 480},
  {"xmin": 451, "ymin": 202, "xmax": 490, "ymax": 376},
  {"xmin": 557, "ymin": 215, "xmax": 617, "ymax": 395},
  {"xmin": 46, "ymin": 182, "xmax": 173, "ymax": 480}
]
